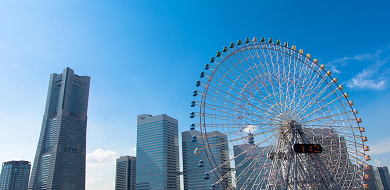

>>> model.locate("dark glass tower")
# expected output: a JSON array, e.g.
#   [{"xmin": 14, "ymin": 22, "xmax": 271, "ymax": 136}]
[
  {"xmin": 28, "ymin": 68, "xmax": 90, "ymax": 189},
  {"xmin": 0, "ymin": 160, "xmax": 31, "ymax": 190},
  {"xmin": 115, "ymin": 156, "xmax": 136, "ymax": 190},
  {"xmin": 136, "ymin": 114, "xmax": 180, "ymax": 190},
  {"xmin": 374, "ymin": 166, "xmax": 390, "ymax": 190},
  {"xmin": 182, "ymin": 130, "xmax": 231, "ymax": 190}
]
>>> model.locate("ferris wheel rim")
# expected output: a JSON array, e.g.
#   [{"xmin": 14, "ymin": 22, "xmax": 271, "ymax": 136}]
[{"xmin": 193, "ymin": 38, "xmax": 368, "ymax": 190}]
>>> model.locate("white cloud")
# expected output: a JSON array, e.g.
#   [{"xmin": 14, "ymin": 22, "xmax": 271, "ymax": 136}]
[
  {"xmin": 86, "ymin": 149, "xmax": 117, "ymax": 190},
  {"xmin": 346, "ymin": 69, "xmax": 387, "ymax": 90},
  {"xmin": 243, "ymin": 124, "xmax": 258, "ymax": 133},
  {"xmin": 327, "ymin": 53, "xmax": 374, "ymax": 74},
  {"xmin": 374, "ymin": 159, "xmax": 383, "ymax": 166},
  {"xmin": 374, "ymin": 158, "xmax": 390, "ymax": 167},
  {"xmin": 131, "ymin": 147, "xmax": 136, "ymax": 156},
  {"xmin": 369, "ymin": 141, "xmax": 390, "ymax": 155},
  {"xmin": 12, "ymin": 64, "xmax": 21, "ymax": 68},
  {"xmin": 327, "ymin": 46, "xmax": 390, "ymax": 90}
]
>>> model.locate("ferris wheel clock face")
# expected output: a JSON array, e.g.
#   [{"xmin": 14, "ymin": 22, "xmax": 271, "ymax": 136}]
[{"xmin": 190, "ymin": 37, "xmax": 370, "ymax": 190}]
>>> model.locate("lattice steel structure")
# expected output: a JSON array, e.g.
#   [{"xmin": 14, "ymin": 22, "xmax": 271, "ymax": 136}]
[
  {"xmin": 189, "ymin": 37, "xmax": 370, "ymax": 189},
  {"xmin": 29, "ymin": 68, "xmax": 90, "ymax": 190}
]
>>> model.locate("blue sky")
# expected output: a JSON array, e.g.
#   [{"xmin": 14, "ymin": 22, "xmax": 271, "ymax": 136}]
[{"xmin": 1, "ymin": 1, "xmax": 390, "ymax": 189}]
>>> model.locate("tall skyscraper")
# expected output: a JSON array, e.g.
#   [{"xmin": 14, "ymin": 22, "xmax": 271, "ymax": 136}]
[
  {"xmin": 136, "ymin": 114, "xmax": 180, "ymax": 189},
  {"xmin": 115, "ymin": 156, "xmax": 136, "ymax": 190},
  {"xmin": 0, "ymin": 160, "xmax": 31, "ymax": 190},
  {"xmin": 182, "ymin": 130, "xmax": 231, "ymax": 190},
  {"xmin": 234, "ymin": 145, "xmax": 270, "ymax": 189},
  {"xmin": 29, "ymin": 68, "xmax": 90, "ymax": 189},
  {"xmin": 374, "ymin": 166, "xmax": 390, "ymax": 190}
]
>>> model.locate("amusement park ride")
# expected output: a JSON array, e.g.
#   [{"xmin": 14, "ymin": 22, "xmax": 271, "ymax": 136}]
[{"xmin": 189, "ymin": 37, "xmax": 371, "ymax": 189}]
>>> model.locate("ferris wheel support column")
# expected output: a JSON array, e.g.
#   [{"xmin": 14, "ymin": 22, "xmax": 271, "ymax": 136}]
[
  {"xmin": 284, "ymin": 129, "xmax": 297, "ymax": 190},
  {"xmin": 293, "ymin": 124, "xmax": 300, "ymax": 190},
  {"xmin": 299, "ymin": 132, "xmax": 341, "ymax": 190},
  {"xmin": 294, "ymin": 151, "xmax": 298, "ymax": 190}
]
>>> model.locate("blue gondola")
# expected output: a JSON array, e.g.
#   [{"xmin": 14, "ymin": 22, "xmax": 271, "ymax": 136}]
[
  {"xmin": 205, "ymin": 64, "xmax": 210, "ymax": 70},
  {"xmin": 190, "ymin": 112, "xmax": 195, "ymax": 118},
  {"xmin": 199, "ymin": 160, "xmax": 204, "ymax": 167},
  {"xmin": 200, "ymin": 72, "xmax": 205, "ymax": 78},
  {"xmin": 210, "ymin": 57, "xmax": 215, "ymax": 63},
  {"xmin": 216, "ymin": 51, "xmax": 221, "ymax": 57},
  {"xmin": 196, "ymin": 81, "xmax": 201, "ymax": 87},
  {"xmin": 191, "ymin": 101, "xmax": 196, "ymax": 107},
  {"xmin": 222, "ymin": 46, "xmax": 227, "ymax": 52},
  {"xmin": 193, "ymin": 90, "xmax": 198, "ymax": 97},
  {"xmin": 237, "ymin": 39, "xmax": 242, "ymax": 46},
  {"xmin": 210, "ymin": 184, "xmax": 216, "ymax": 190},
  {"xmin": 204, "ymin": 173, "xmax": 210, "ymax": 179},
  {"xmin": 191, "ymin": 136, "xmax": 197, "ymax": 142},
  {"xmin": 190, "ymin": 123, "xmax": 195, "ymax": 130}
]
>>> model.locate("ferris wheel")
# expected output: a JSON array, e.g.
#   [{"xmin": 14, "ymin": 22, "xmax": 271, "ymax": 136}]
[{"xmin": 189, "ymin": 37, "xmax": 372, "ymax": 190}]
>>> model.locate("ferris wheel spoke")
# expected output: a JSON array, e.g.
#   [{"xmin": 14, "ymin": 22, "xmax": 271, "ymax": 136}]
[
  {"xmin": 242, "ymin": 46, "xmax": 286, "ymax": 115},
  {"xmin": 234, "ymin": 140, "xmax": 277, "ymax": 181},
  {"xmin": 198, "ymin": 87, "xmax": 280, "ymax": 121},
  {"xmin": 287, "ymin": 65, "xmax": 319, "ymax": 118},
  {"xmin": 204, "ymin": 129, "xmax": 278, "ymax": 153},
  {"xmin": 206, "ymin": 66, "xmax": 283, "ymax": 118},
  {"xmin": 199, "ymin": 87, "xmax": 283, "ymax": 121},
  {"xmin": 199, "ymin": 110, "xmax": 282, "ymax": 126},
  {"xmin": 300, "ymin": 110, "xmax": 352, "ymax": 125},
  {"xmin": 257, "ymin": 46, "xmax": 288, "ymax": 116},
  {"xmin": 207, "ymin": 132, "xmax": 279, "ymax": 179},
  {"xmin": 294, "ymin": 83, "xmax": 335, "ymax": 120},
  {"xmin": 201, "ymin": 101, "xmax": 277, "ymax": 123},
  {"xmin": 298, "ymin": 92, "xmax": 346, "ymax": 123},
  {"xmin": 220, "ymin": 54, "xmax": 285, "ymax": 117},
  {"xmin": 195, "ymin": 40, "xmax": 367, "ymax": 190},
  {"xmin": 290, "ymin": 67, "xmax": 330, "ymax": 117},
  {"xmin": 232, "ymin": 50, "xmax": 288, "ymax": 120}
]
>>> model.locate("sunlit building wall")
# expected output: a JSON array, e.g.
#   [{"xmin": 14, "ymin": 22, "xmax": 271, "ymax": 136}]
[
  {"xmin": 182, "ymin": 130, "xmax": 231, "ymax": 190},
  {"xmin": 115, "ymin": 156, "xmax": 136, "ymax": 190},
  {"xmin": 374, "ymin": 166, "xmax": 390, "ymax": 190},
  {"xmin": 28, "ymin": 68, "xmax": 90, "ymax": 189},
  {"xmin": 136, "ymin": 114, "xmax": 180, "ymax": 189},
  {"xmin": 0, "ymin": 161, "xmax": 31, "ymax": 190}
]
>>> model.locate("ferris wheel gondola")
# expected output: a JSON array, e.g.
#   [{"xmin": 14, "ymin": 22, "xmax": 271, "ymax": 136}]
[{"xmin": 190, "ymin": 37, "xmax": 370, "ymax": 189}]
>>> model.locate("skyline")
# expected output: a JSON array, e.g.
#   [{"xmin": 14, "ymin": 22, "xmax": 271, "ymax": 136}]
[{"xmin": 1, "ymin": 1, "xmax": 390, "ymax": 189}]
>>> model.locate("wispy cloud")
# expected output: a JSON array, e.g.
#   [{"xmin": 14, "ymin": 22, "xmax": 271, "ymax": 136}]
[
  {"xmin": 86, "ymin": 149, "xmax": 117, "ymax": 190},
  {"xmin": 346, "ymin": 69, "xmax": 387, "ymax": 90},
  {"xmin": 327, "ymin": 53, "xmax": 374, "ymax": 74},
  {"xmin": 327, "ymin": 46, "xmax": 390, "ymax": 90},
  {"xmin": 369, "ymin": 141, "xmax": 390, "ymax": 155}
]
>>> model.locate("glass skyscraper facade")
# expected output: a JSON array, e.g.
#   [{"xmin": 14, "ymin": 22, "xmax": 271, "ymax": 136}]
[
  {"xmin": 234, "ymin": 145, "xmax": 270, "ymax": 189},
  {"xmin": 29, "ymin": 68, "xmax": 90, "ymax": 189},
  {"xmin": 0, "ymin": 160, "xmax": 31, "ymax": 190},
  {"xmin": 374, "ymin": 166, "xmax": 390, "ymax": 190},
  {"xmin": 136, "ymin": 114, "xmax": 180, "ymax": 189},
  {"xmin": 182, "ymin": 130, "xmax": 231, "ymax": 190},
  {"xmin": 115, "ymin": 156, "xmax": 136, "ymax": 190}
]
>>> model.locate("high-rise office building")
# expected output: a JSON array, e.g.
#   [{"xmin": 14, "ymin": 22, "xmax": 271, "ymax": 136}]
[
  {"xmin": 115, "ymin": 156, "xmax": 136, "ymax": 190},
  {"xmin": 234, "ymin": 144, "xmax": 270, "ymax": 189},
  {"xmin": 0, "ymin": 160, "xmax": 31, "ymax": 190},
  {"xmin": 29, "ymin": 68, "xmax": 90, "ymax": 189},
  {"xmin": 374, "ymin": 166, "xmax": 390, "ymax": 190},
  {"xmin": 136, "ymin": 114, "xmax": 180, "ymax": 189},
  {"xmin": 364, "ymin": 165, "xmax": 378, "ymax": 190},
  {"xmin": 182, "ymin": 130, "xmax": 231, "ymax": 190}
]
